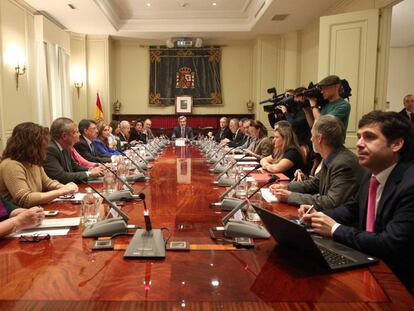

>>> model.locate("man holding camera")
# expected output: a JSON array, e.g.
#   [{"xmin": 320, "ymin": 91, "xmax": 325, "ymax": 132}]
[{"xmin": 304, "ymin": 75, "xmax": 351, "ymax": 130}]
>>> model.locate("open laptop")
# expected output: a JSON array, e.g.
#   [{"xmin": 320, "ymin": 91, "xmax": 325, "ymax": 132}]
[{"xmin": 253, "ymin": 205, "xmax": 378, "ymax": 271}]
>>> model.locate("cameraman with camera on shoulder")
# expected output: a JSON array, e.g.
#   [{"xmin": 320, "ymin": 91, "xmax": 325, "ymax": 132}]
[{"xmin": 304, "ymin": 75, "xmax": 351, "ymax": 130}]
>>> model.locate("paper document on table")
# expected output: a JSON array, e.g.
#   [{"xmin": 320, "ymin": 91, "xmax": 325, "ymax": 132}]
[
  {"xmin": 261, "ymin": 188, "xmax": 278, "ymax": 203},
  {"xmin": 38, "ymin": 217, "xmax": 81, "ymax": 228},
  {"xmin": 235, "ymin": 161, "xmax": 259, "ymax": 166},
  {"xmin": 7, "ymin": 228, "xmax": 70, "ymax": 238},
  {"xmin": 52, "ymin": 193, "xmax": 86, "ymax": 202}
]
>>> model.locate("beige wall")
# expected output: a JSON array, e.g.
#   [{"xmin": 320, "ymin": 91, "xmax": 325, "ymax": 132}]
[
  {"xmin": 110, "ymin": 40, "xmax": 254, "ymax": 116},
  {"xmin": 0, "ymin": 0, "xmax": 69, "ymax": 150},
  {"xmin": 387, "ymin": 46, "xmax": 414, "ymax": 111}
]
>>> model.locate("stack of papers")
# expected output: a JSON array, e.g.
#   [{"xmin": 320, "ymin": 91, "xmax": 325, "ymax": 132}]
[
  {"xmin": 261, "ymin": 188, "xmax": 278, "ymax": 203},
  {"xmin": 6, "ymin": 217, "xmax": 81, "ymax": 238}
]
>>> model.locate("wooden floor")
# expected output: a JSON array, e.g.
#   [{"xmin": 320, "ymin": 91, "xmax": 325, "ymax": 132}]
[{"xmin": 0, "ymin": 145, "xmax": 412, "ymax": 310}]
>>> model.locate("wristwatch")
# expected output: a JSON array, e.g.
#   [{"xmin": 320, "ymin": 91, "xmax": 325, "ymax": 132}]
[{"xmin": 311, "ymin": 106, "xmax": 319, "ymax": 110}]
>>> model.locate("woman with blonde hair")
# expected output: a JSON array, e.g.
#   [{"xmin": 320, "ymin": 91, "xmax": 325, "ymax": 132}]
[
  {"xmin": 95, "ymin": 123, "xmax": 122, "ymax": 156},
  {"xmin": 260, "ymin": 120, "xmax": 306, "ymax": 179}
]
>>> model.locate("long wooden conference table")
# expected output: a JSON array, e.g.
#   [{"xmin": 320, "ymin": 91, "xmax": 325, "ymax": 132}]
[{"xmin": 0, "ymin": 145, "xmax": 412, "ymax": 310}]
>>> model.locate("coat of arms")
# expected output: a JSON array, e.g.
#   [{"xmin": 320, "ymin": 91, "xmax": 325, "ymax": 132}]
[{"xmin": 176, "ymin": 67, "xmax": 195, "ymax": 89}]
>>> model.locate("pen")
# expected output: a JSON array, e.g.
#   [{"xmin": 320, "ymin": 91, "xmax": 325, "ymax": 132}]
[{"xmin": 299, "ymin": 205, "xmax": 314, "ymax": 224}]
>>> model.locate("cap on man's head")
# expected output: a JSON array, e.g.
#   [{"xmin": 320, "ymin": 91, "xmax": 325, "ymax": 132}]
[{"xmin": 318, "ymin": 75, "xmax": 341, "ymax": 87}]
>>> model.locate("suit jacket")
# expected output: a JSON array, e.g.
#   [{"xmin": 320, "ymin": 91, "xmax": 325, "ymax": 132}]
[
  {"xmin": 249, "ymin": 137, "xmax": 273, "ymax": 159},
  {"xmin": 214, "ymin": 127, "xmax": 232, "ymax": 142},
  {"xmin": 228, "ymin": 129, "xmax": 245, "ymax": 148},
  {"xmin": 172, "ymin": 126, "xmax": 194, "ymax": 139},
  {"xmin": 287, "ymin": 146, "xmax": 363, "ymax": 210},
  {"xmin": 43, "ymin": 141, "xmax": 89, "ymax": 184},
  {"xmin": 74, "ymin": 136, "xmax": 111, "ymax": 163},
  {"xmin": 325, "ymin": 162, "xmax": 414, "ymax": 289},
  {"xmin": 399, "ymin": 108, "xmax": 414, "ymax": 124}
]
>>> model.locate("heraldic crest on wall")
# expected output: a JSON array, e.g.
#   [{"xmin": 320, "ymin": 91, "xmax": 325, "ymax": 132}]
[{"xmin": 149, "ymin": 46, "xmax": 222, "ymax": 106}]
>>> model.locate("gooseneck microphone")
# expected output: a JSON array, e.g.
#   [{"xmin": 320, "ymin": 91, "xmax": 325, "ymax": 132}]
[
  {"xmin": 219, "ymin": 163, "xmax": 262, "ymax": 200},
  {"xmin": 82, "ymin": 183, "xmax": 129, "ymax": 238},
  {"xmin": 119, "ymin": 150, "xmax": 147, "ymax": 175},
  {"xmin": 129, "ymin": 147, "xmax": 149, "ymax": 164},
  {"xmin": 139, "ymin": 193, "xmax": 152, "ymax": 231},
  {"xmin": 222, "ymin": 175, "xmax": 279, "ymax": 225},
  {"xmin": 216, "ymin": 154, "xmax": 248, "ymax": 180},
  {"xmin": 210, "ymin": 146, "xmax": 237, "ymax": 170}
]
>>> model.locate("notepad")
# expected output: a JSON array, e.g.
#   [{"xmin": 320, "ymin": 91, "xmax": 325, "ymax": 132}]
[
  {"xmin": 260, "ymin": 188, "xmax": 278, "ymax": 203},
  {"xmin": 38, "ymin": 217, "xmax": 81, "ymax": 228}
]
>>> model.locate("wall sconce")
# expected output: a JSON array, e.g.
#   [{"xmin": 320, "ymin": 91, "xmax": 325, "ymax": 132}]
[
  {"xmin": 74, "ymin": 81, "xmax": 83, "ymax": 99},
  {"xmin": 246, "ymin": 100, "xmax": 254, "ymax": 112},
  {"xmin": 15, "ymin": 65, "xmax": 26, "ymax": 90}
]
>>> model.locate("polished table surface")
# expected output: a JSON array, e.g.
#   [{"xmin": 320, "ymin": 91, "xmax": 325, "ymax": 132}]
[{"xmin": 0, "ymin": 146, "xmax": 413, "ymax": 310}]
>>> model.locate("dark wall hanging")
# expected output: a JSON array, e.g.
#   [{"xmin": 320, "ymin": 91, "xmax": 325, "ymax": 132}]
[{"xmin": 149, "ymin": 46, "xmax": 222, "ymax": 106}]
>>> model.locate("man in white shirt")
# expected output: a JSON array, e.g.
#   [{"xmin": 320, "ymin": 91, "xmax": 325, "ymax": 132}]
[{"xmin": 299, "ymin": 111, "xmax": 414, "ymax": 291}]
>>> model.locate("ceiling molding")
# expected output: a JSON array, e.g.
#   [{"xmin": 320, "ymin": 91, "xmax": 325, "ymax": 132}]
[{"xmin": 94, "ymin": 0, "xmax": 121, "ymax": 31}]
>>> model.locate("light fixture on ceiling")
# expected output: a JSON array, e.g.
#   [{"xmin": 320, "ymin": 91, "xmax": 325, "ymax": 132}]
[
  {"xmin": 68, "ymin": 4, "xmax": 76, "ymax": 10},
  {"xmin": 166, "ymin": 37, "xmax": 203, "ymax": 48},
  {"xmin": 146, "ymin": 3, "xmax": 151, "ymax": 7},
  {"xmin": 212, "ymin": 2, "xmax": 217, "ymax": 6}
]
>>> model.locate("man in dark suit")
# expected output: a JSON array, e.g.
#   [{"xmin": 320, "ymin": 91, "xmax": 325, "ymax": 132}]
[
  {"xmin": 398, "ymin": 94, "xmax": 414, "ymax": 124},
  {"xmin": 213, "ymin": 117, "xmax": 232, "ymax": 142},
  {"xmin": 74, "ymin": 119, "xmax": 111, "ymax": 163},
  {"xmin": 172, "ymin": 116, "xmax": 194, "ymax": 140},
  {"xmin": 270, "ymin": 115, "xmax": 363, "ymax": 211},
  {"xmin": 44, "ymin": 117, "xmax": 104, "ymax": 184},
  {"xmin": 225, "ymin": 118, "xmax": 245, "ymax": 147},
  {"xmin": 301, "ymin": 111, "xmax": 414, "ymax": 291}
]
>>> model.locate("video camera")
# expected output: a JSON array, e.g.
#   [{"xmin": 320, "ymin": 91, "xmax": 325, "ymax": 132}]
[
  {"xmin": 260, "ymin": 88, "xmax": 285, "ymax": 113},
  {"xmin": 296, "ymin": 79, "xmax": 352, "ymax": 108}
]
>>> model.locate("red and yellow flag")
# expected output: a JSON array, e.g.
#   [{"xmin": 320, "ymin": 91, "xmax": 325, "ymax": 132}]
[{"xmin": 94, "ymin": 92, "xmax": 104, "ymax": 122}]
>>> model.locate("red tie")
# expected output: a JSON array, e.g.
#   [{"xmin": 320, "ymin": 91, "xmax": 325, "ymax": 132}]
[{"xmin": 366, "ymin": 175, "xmax": 379, "ymax": 232}]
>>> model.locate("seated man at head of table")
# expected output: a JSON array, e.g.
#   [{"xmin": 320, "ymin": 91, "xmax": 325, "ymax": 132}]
[
  {"xmin": 74, "ymin": 119, "xmax": 111, "ymax": 163},
  {"xmin": 270, "ymin": 114, "xmax": 363, "ymax": 211},
  {"xmin": 300, "ymin": 111, "xmax": 414, "ymax": 291},
  {"xmin": 171, "ymin": 115, "xmax": 194, "ymax": 140},
  {"xmin": 44, "ymin": 117, "xmax": 105, "ymax": 184}
]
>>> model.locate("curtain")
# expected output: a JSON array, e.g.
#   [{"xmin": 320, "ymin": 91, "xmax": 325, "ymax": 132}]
[{"xmin": 35, "ymin": 42, "xmax": 72, "ymax": 127}]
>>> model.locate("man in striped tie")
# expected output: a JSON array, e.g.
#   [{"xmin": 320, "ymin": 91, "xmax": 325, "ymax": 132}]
[{"xmin": 299, "ymin": 111, "xmax": 414, "ymax": 292}]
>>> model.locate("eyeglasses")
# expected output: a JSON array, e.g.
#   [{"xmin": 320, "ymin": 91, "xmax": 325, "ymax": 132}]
[{"xmin": 19, "ymin": 233, "xmax": 51, "ymax": 243}]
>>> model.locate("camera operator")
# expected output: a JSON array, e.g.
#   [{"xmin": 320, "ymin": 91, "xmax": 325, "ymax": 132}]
[
  {"xmin": 277, "ymin": 87, "xmax": 311, "ymax": 149},
  {"xmin": 304, "ymin": 75, "xmax": 351, "ymax": 130}
]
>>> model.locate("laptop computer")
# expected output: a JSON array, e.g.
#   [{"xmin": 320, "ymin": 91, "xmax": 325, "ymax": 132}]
[{"xmin": 253, "ymin": 205, "xmax": 379, "ymax": 271}]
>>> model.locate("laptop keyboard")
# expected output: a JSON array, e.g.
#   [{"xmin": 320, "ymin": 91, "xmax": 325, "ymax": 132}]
[{"xmin": 318, "ymin": 246, "xmax": 354, "ymax": 266}]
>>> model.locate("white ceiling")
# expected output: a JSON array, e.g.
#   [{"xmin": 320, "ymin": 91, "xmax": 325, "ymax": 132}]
[
  {"xmin": 390, "ymin": 0, "xmax": 414, "ymax": 47},
  {"xmin": 22, "ymin": 0, "xmax": 414, "ymax": 46},
  {"xmin": 23, "ymin": 0, "xmax": 341, "ymax": 41}
]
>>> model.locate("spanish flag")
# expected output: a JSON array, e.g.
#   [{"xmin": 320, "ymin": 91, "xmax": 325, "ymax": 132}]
[{"xmin": 94, "ymin": 92, "xmax": 104, "ymax": 122}]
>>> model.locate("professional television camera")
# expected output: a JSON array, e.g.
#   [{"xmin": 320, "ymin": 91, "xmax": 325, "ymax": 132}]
[
  {"xmin": 259, "ymin": 87, "xmax": 289, "ymax": 128},
  {"xmin": 296, "ymin": 79, "xmax": 352, "ymax": 108},
  {"xmin": 259, "ymin": 87, "xmax": 285, "ymax": 113}
]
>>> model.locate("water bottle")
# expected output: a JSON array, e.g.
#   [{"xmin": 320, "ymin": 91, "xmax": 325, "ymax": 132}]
[
  {"xmin": 235, "ymin": 168, "xmax": 247, "ymax": 199},
  {"xmin": 81, "ymin": 187, "xmax": 99, "ymax": 227},
  {"xmin": 103, "ymin": 169, "xmax": 117, "ymax": 194}
]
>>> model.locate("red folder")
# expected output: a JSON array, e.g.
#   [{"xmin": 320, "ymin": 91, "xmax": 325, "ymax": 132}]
[{"xmin": 250, "ymin": 173, "xmax": 290, "ymax": 182}]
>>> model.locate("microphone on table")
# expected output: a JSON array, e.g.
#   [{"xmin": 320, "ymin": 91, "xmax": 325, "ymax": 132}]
[
  {"xmin": 209, "ymin": 146, "xmax": 237, "ymax": 172},
  {"xmin": 217, "ymin": 175, "xmax": 279, "ymax": 239},
  {"xmin": 82, "ymin": 183, "xmax": 130, "ymax": 238},
  {"xmin": 216, "ymin": 154, "xmax": 247, "ymax": 180},
  {"xmin": 124, "ymin": 192, "xmax": 166, "ymax": 259},
  {"xmin": 119, "ymin": 150, "xmax": 149, "ymax": 181}
]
